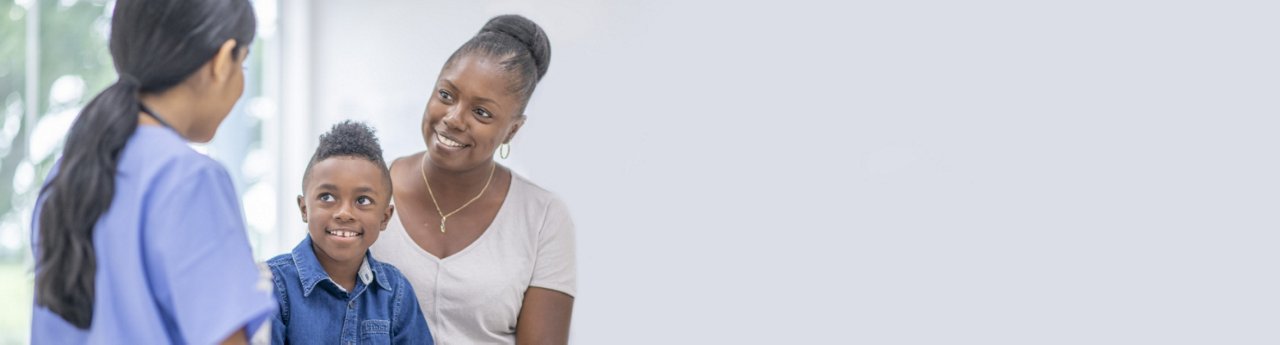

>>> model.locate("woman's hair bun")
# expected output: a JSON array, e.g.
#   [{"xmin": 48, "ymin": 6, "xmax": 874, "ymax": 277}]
[{"xmin": 479, "ymin": 14, "xmax": 550, "ymax": 81}]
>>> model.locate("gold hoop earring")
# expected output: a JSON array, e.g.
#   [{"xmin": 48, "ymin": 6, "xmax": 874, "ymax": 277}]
[{"xmin": 499, "ymin": 143, "xmax": 511, "ymax": 159}]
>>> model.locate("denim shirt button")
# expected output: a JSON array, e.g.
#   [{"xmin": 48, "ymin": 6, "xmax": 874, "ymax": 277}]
[{"xmin": 348, "ymin": 300, "xmax": 354, "ymax": 309}]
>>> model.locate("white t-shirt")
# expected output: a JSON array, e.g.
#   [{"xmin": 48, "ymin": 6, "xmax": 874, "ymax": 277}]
[{"xmin": 371, "ymin": 173, "xmax": 576, "ymax": 345}]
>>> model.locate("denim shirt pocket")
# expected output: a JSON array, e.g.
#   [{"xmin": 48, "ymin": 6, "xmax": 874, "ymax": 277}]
[{"xmin": 361, "ymin": 319, "xmax": 391, "ymax": 344}]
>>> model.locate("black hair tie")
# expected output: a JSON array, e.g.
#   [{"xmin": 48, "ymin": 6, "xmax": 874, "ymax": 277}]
[
  {"xmin": 121, "ymin": 74, "xmax": 173, "ymax": 130},
  {"xmin": 117, "ymin": 74, "xmax": 141, "ymax": 88}
]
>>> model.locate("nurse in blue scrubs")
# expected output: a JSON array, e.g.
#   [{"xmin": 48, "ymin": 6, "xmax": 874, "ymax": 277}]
[{"xmin": 30, "ymin": 0, "xmax": 272, "ymax": 343}]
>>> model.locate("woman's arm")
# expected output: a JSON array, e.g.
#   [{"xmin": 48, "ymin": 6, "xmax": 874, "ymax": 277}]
[
  {"xmin": 515, "ymin": 287, "xmax": 575, "ymax": 345},
  {"xmin": 518, "ymin": 196, "xmax": 577, "ymax": 344}
]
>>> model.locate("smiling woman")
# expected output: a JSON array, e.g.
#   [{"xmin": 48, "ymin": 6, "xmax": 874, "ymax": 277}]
[{"xmin": 370, "ymin": 14, "xmax": 576, "ymax": 345}]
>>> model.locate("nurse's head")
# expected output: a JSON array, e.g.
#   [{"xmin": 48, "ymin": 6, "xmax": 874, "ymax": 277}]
[
  {"xmin": 36, "ymin": 0, "xmax": 256, "ymax": 329},
  {"xmin": 298, "ymin": 121, "xmax": 395, "ymax": 270},
  {"xmin": 421, "ymin": 14, "xmax": 551, "ymax": 172}
]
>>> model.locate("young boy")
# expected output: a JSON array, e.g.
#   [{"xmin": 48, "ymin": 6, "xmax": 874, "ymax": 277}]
[{"xmin": 267, "ymin": 121, "xmax": 433, "ymax": 344}]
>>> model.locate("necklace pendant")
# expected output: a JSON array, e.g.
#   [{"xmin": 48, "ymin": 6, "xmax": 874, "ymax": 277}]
[{"xmin": 440, "ymin": 217, "xmax": 447, "ymax": 233}]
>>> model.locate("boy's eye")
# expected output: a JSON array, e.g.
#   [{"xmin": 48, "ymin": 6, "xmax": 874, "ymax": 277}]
[
  {"xmin": 319, "ymin": 193, "xmax": 335, "ymax": 202},
  {"xmin": 474, "ymin": 107, "xmax": 492, "ymax": 119},
  {"xmin": 356, "ymin": 196, "xmax": 373, "ymax": 206},
  {"xmin": 438, "ymin": 89, "xmax": 454, "ymax": 102}
]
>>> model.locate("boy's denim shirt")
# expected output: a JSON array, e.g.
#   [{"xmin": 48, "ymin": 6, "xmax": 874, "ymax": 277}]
[{"xmin": 268, "ymin": 237, "xmax": 434, "ymax": 345}]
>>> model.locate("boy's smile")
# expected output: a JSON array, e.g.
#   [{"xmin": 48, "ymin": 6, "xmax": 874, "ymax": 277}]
[
  {"xmin": 325, "ymin": 228, "xmax": 363, "ymax": 239},
  {"xmin": 298, "ymin": 156, "xmax": 394, "ymax": 270}
]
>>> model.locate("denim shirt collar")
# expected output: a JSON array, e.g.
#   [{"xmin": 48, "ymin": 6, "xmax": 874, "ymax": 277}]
[{"xmin": 291, "ymin": 236, "xmax": 393, "ymax": 297}]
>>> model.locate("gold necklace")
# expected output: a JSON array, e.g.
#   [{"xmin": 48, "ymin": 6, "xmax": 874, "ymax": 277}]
[{"xmin": 420, "ymin": 155, "xmax": 496, "ymax": 233}]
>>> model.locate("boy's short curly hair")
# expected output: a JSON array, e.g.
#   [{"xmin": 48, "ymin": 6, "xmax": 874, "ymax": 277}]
[{"xmin": 302, "ymin": 120, "xmax": 392, "ymax": 197}]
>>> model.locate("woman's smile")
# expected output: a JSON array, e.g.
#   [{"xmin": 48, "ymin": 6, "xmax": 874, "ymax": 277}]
[{"xmin": 434, "ymin": 130, "xmax": 471, "ymax": 149}]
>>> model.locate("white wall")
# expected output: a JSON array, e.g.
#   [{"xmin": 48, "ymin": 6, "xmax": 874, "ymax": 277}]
[{"xmin": 298, "ymin": 0, "xmax": 1280, "ymax": 343}]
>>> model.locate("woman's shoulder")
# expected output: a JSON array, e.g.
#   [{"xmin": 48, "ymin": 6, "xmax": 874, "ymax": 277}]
[
  {"xmin": 507, "ymin": 171, "xmax": 571, "ymax": 217},
  {"xmin": 387, "ymin": 152, "xmax": 425, "ymax": 190},
  {"xmin": 95, "ymin": 127, "xmax": 236, "ymax": 205},
  {"xmin": 510, "ymin": 171, "xmax": 555, "ymax": 199},
  {"xmin": 125, "ymin": 126, "xmax": 227, "ymax": 179},
  {"xmin": 387, "ymin": 152, "xmax": 423, "ymax": 174}
]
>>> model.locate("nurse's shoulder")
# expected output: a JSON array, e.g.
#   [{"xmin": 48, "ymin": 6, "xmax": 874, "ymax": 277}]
[{"xmin": 123, "ymin": 125, "xmax": 233, "ymax": 188}]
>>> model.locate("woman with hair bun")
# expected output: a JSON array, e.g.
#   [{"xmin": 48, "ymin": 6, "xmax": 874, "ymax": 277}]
[{"xmin": 371, "ymin": 14, "xmax": 576, "ymax": 345}]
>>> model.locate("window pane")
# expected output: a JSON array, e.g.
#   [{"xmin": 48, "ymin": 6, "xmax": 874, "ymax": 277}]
[{"xmin": 0, "ymin": 0, "xmax": 31, "ymax": 342}]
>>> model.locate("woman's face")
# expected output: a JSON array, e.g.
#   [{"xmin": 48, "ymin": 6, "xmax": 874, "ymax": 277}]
[
  {"xmin": 191, "ymin": 44, "xmax": 248, "ymax": 143},
  {"xmin": 422, "ymin": 54, "xmax": 526, "ymax": 172}
]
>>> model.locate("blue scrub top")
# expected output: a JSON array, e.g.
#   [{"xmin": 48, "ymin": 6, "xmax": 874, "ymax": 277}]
[{"xmin": 30, "ymin": 125, "xmax": 276, "ymax": 344}]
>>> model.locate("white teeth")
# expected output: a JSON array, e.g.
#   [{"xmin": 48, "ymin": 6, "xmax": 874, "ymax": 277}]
[
  {"xmin": 436, "ymin": 132, "xmax": 465, "ymax": 148},
  {"xmin": 328, "ymin": 230, "xmax": 359, "ymax": 238}
]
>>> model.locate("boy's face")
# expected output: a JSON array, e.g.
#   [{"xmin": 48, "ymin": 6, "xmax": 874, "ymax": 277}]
[{"xmin": 297, "ymin": 156, "xmax": 394, "ymax": 267}]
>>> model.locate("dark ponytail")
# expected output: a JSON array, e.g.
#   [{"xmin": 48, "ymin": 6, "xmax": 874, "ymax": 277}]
[
  {"xmin": 446, "ymin": 14, "xmax": 552, "ymax": 106},
  {"xmin": 35, "ymin": 0, "xmax": 256, "ymax": 329}
]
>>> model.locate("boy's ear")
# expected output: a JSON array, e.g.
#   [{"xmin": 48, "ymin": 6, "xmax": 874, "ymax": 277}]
[
  {"xmin": 380, "ymin": 204, "xmax": 395, "ymax": 231},
  {"xmin": 296, "ymin": 195, "xmax": 308, "ymax": 223}
]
